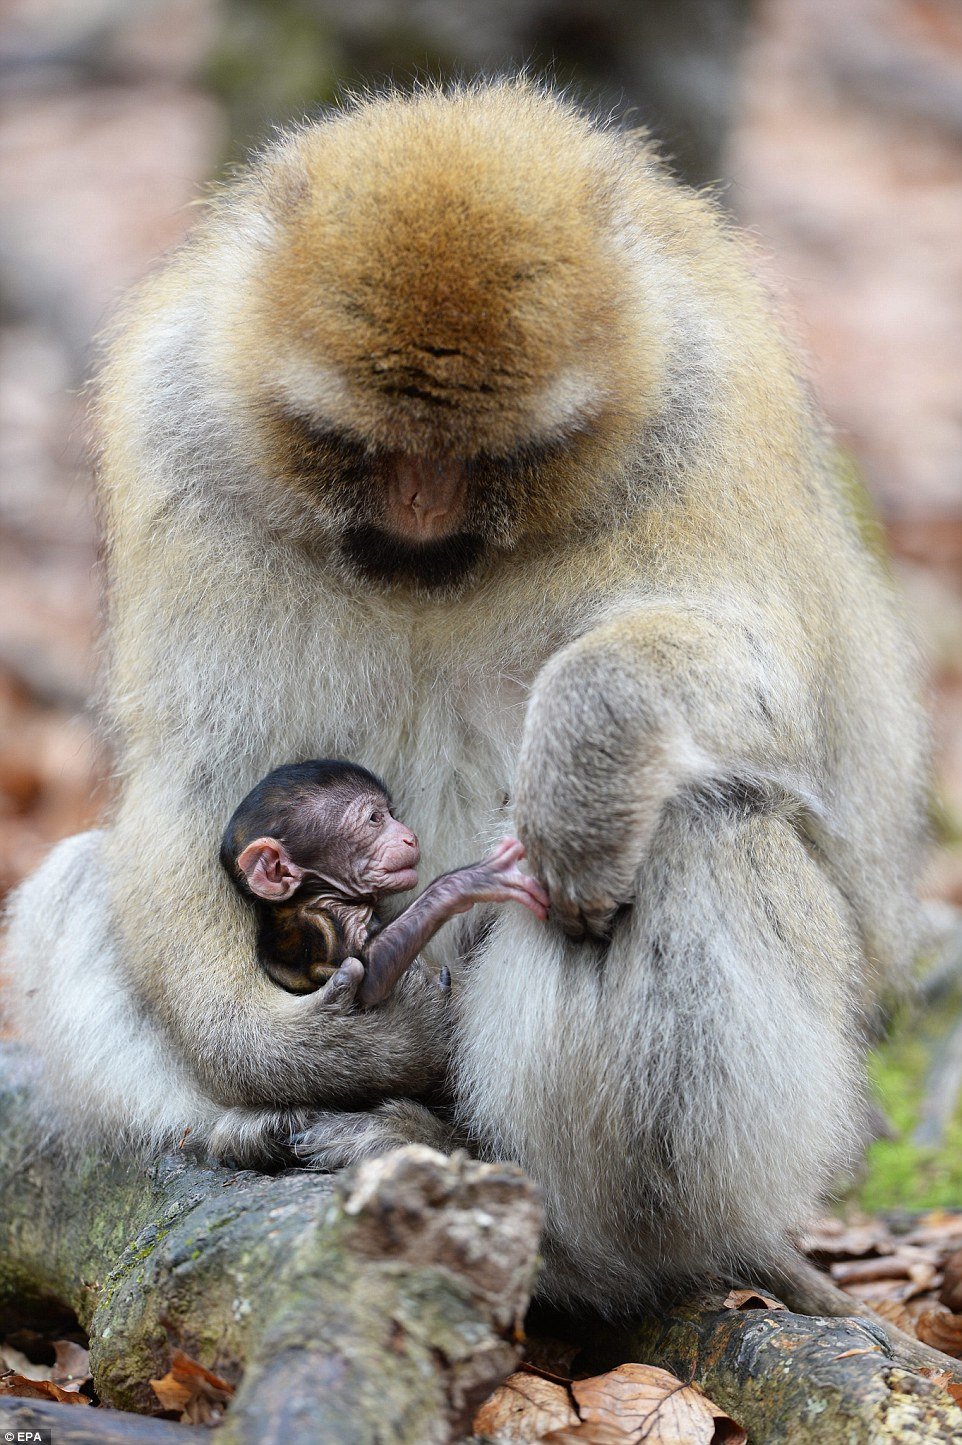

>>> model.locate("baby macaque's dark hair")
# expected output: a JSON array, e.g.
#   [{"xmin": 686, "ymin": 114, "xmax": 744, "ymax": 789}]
[{"xmin": 220, "ymin": 759, "xmax": 391, "ymax": 895}]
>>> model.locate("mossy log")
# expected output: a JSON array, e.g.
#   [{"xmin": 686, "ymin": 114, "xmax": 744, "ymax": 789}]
[
  {"xmin": 0, "ymin": 1046, "xmax": 541, "ymax": 1444},
  {"xmin": 0, "ymin": 1397, "xmax": 199, "ymax": 1444},
  {"xmin": 4, "ymin": 1045, "xmax": 962, "ymax": 1444},
  {"xmin": 582, "ymin": 1297, "xmax": 962, "ymax": 1444}
]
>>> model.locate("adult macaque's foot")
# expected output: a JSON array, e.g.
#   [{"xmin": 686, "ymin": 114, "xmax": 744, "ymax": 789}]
[{"xmin": 293, "ymin": 1100, "xmax": 462, "ymax": 1171}]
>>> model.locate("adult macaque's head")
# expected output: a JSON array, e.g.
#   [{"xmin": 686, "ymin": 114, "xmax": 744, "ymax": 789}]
[
  {"xmin": 221, "ymin": 83, "xmax": 664, "ymax": 591},
  {"xmin": 222, "ymin": 760, "xmax": 420, "ymax": 905}
]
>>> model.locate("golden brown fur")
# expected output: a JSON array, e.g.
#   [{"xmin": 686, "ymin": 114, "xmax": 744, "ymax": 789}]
[{"xmin": 4, "ymin": 81, "xmax": 929, "ymax": 1319}]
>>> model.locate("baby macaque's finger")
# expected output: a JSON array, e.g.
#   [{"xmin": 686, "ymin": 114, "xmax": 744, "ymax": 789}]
[
  {"xmin": 481, "ymin": 867, "xmax": 551, "ymax": 919},
  {"xmin": 487, "ymin": 837, "xmax": 525, "ymax": 868},
  {"xmin": 438, "ymin": 965, "xmax": 452, "ymax": 993}
]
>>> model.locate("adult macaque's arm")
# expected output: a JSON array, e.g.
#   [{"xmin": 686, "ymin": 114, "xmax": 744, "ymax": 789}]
[
  {"xmin": 515, "ymin": 601, "xmax": 818, "ymax": 940},
  {"xmin": 108, "ymin": 796, "xmax": 453, "ymax": 1109},
  {"xmin": 358, "ymin": 840, "xmax": 548, "ymax": 1007}
]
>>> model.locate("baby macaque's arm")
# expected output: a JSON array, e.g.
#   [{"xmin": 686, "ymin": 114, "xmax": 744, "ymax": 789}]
[{"xmin": 358, "ymin": 839, "xmax": 549, "ymax": 1008}]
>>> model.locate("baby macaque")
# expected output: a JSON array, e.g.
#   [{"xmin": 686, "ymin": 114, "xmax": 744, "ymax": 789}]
[{"xmin": 221, "ymin": 760, "xmax": 549, "ymax": 1008}]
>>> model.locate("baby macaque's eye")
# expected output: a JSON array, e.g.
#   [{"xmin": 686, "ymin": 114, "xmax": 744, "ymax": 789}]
[{"xmin": 369, "ymin": 810, "xmax": 382, "ymax": 825}]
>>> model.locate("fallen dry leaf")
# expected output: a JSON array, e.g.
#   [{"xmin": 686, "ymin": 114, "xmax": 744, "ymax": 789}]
[
  {"xmin": 474, "ymin": 1371, "xmax": 580, "ymax": 1441},
  {"xmin": 915, "ymin": 1309, "xmax": 962, "ymax": 1359},
  {"xmin": 52, "ymin": 1339, "xmax": 91, "ymax": 1391},
  {"xmin": 150, "ymin": 1373, "xmax": 192, "ymax": 1415},
  {"xmin": 799, "ymin": 1220, "xmax": 889, "ymax": 1262},
  {"xmin": 149, "ymin": 1349, "xmax": 234, "ymax": 1426},
  {"xmin": 864, "ymin": 1297, "xmax": 917, "ymax": 1333},
  {"xmin": 0, "ymin": 1369, "xmax": 90, "ymax": 1404},
  {"xmin": 940, "ymin": 1250, "xmax": 962, "ymax": 1313},
  {"xmin": 902, "ymin": 1212, "xmax": 962, "ymax": 1250},
  {"xmin": 830, "ymin": 1254, "xmax": 937, "ymax": 1288},
  {"xmin": 921, "ymin": 1369, "xmax": 962, "ymax": 1408},
  {"xmin": 903, "ymin": 1295, "xmax": 941, "ymax": 1328},
  {"xmin": 0, "ymin": 1344, "xmax": 50, "ymax": 1380},
  {"xmin": 839, "ymin": 1273, "xmax": 938, "ymax": 1307},
  {"xmin": 544, "ymin": 1363, "xmax": 746, "ymax": 1444},
  {"xmin": 722, "ymin": 1289, "xmax": 786, "ymax": 1311}
]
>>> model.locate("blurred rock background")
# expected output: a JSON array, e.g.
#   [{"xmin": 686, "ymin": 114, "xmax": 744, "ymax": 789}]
[{"xmin": 1, "ymin": 0, "xmax": 960, "ymax": 1197}]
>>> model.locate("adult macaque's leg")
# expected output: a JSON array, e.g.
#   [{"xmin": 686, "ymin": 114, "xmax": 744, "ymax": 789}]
[
  {"xmin": 514, "ymin": 603, "xmax": 819, "ymax": 941},
  {"xmin": 457, "ymin": 803, "xmax": 865, "ymax": 1312},
  {"xmin": 205, "ymin": 1099, "xmax": 464, "ymax": 1172}
]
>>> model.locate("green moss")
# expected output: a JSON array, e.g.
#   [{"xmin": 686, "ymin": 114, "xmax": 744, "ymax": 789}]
[
  {"xmin": 855, "ymin": 996, "xmax": 962, "ymax": 1212},
  {"xmin": 205, "ymin": 0, "xmax": 339, "ymax": 159}
]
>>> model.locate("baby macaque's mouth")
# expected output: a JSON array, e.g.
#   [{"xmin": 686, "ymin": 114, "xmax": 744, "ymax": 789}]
[
  {"xmin": 387, "ymin": 866, "xmax": 419, "ymax": 892},
  {"xmin": 384, "ymin": 456, "xmax": 466, "ymax": 542}
]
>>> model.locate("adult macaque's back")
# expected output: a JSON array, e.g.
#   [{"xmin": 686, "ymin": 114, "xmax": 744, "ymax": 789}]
[{"xmin": 4, "ymin": 82, "xmax": 926, "ymax": 1310}]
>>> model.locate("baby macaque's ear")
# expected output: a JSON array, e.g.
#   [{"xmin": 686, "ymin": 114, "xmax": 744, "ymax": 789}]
[{"xmin": 236, "ymin": 837, "xmax": 305, "ymax": 900}]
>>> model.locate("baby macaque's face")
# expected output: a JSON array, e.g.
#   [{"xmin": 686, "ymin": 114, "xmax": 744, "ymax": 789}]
[
  {"xmin": 327, "ymin": 789, "xmax": 421, "ymax": 897},
  {"xmin": 234, "ymin": 784, "xmax": 420, "ymax": 904}
]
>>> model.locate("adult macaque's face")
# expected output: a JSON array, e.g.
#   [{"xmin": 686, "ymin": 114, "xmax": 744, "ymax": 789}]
[
  {"xmin": 378, "ymin": 453, "xmax": 468, "ymax": 545},
  {"xmin": 268, "ymin": 416, "xmax": 557, "ymax": 591},
  {"xmin": 240, "ymin": 87, "xmax": 650, "ymax": 593}
]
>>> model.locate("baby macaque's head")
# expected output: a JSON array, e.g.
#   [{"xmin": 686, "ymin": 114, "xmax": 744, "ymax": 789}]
[{"xmin": 221, "ymin": 760, "xmax": 420, "ymax": 905}]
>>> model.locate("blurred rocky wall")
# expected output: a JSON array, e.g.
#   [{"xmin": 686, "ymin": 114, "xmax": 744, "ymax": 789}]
[{"xmin": 729, "ymin": 0, "xmax": 962, "ymax": 903}]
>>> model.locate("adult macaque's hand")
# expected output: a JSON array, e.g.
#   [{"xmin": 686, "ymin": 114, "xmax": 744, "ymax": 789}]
[{"xmin": 515, "ymin": 627, "xmax": 680, "ymax": 940}]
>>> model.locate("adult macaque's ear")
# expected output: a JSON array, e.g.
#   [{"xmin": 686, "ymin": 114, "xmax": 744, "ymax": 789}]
[{"xmin": 236, "ymin": 837, "xmax": 304, "ymax": 900}]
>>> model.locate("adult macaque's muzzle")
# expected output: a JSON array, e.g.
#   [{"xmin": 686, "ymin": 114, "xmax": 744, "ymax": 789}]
[{"xmin": 384, "ymin": 455, "xmax": 467, "ymax": 541}]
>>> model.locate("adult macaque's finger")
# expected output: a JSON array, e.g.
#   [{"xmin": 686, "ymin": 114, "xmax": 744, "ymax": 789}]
[
  {"xmin": 323, "ymin": 956, "xmax": 364, "ymax": 1009},
  {"xmin": 357, "ymin": 967, "xmax": 390, "ymax": 1009},
  {"xmin": 551, "ymin": 892, "xmax": 588, "ymax": 940},
  {"xmin": 550, "ymin": 890, "xmax": 617, "ymax": 940}
]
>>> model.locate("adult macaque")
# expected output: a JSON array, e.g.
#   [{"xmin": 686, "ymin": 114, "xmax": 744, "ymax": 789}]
[
  {"xmin": 222, "ymin": 758, "xmax": 548, "ymax": 1003},
  {"xmin": 4, "ymin": 82, "xmax": 935, "ymax": 1354}
]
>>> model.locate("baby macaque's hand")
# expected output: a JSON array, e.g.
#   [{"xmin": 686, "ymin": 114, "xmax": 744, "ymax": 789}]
[{"xmin": 456, "ymin": 838, "xmax": 550, "ymax": 919}]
